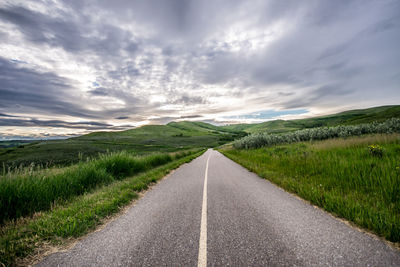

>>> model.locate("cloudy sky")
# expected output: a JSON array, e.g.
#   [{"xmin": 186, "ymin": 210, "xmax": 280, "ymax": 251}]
[{"xmin": 0, "ymin": 0, "xmax": 399, "ymax": 139}]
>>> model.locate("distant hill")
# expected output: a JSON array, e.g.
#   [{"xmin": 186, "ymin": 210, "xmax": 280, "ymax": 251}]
[
  {"xmin": 0, "ymin": 140, "xmax": 37, "ymax": 149},
  {"xmin": 0, "ymin": 121, "xmax": 246, "ymax": 171},
  {"xmin": 1, "ymin": 105, "xmax": 399, "ymax": 171},
  {"xmin": 75, "ymin": 121, "xmax": 246, "ymax": 145},
  {"xmin": 222, "ymin": 105, "xmax": 400, "ymax": 134}
]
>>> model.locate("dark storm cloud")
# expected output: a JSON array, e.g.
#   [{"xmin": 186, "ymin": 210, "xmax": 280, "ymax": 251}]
[
  {"xmin": 196, "ymin": 0, "xmax": 400, "ymax": 108},
  {"xmin": 278, "ymin": 92, "xmax": 294, "ymax": 97},
  {"xmin": 281, "ymin": 85, "xmax": 351, "ymax": 109},
  {"xmin": 65, "ymin": 0, "xmax": 245, "ymax": 41},
  {"xmin": 0, "ymin": 0, "xmax": 399, "ymax": 137},
  {"xmin": 180, "ymin": 115, "xmax": 202, "ymax": 119},
  {"xmin": 171, "ymin": 94, "xmax": 207, "ymax": 105},
  {"xmin": 89, "ymin": 87, "xmax": 110, "ymax": 97},
  {"xmin": 108, "ymin": 65, "xmax": 141, "ymax": 80},
  {"xmin": 0, "ymin": 113, "xmax": 19, "ymax": 118},
  {"xmin": 0, "ymin": 117, "xmax": 134, "ymax": 131},
  {"xmin": 0, "ymin": 57, "xmax": 95, "ymax": 118},
  {"xmin": 0, "ymin": 57, "xmax": 149, "ymax": 120},
  {"xmin": 0, "ymin": 118, "xmax": 110, "ymax": 128},
  {"xmin": 0, "ymin": 5, "xmax": 139, "ymax": 56}
]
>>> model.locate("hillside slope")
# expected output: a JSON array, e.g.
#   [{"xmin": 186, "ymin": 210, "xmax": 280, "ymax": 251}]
[
  {"xmin": 1, "ymin": 105, "xmax": 399, "ymax": 171},
  {"xmin": 0, "ymin": 122, "xmax": 245, "ymax": 171},
  {"xmin": 224, "ymin": 105, "xmax": 400, "ymax": 134}
]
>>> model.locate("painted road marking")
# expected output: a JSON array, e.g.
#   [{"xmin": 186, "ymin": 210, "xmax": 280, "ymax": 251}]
[{"xmin": 198, "ymin": 152, "xmax": 211, "ymax": 267}]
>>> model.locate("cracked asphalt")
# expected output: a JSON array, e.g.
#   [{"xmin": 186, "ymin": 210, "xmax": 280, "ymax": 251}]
[{"xmin": 37, "ymin": 149, "xmax": 400, "ymax": 266}]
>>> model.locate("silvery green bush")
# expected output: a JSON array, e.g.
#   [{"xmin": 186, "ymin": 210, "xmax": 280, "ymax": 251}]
[{"xmin": 233, "ymin": 118, "xmax": 400, "ymax": 149}]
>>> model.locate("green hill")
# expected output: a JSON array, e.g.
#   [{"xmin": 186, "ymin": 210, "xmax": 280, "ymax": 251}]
[
  {"xmin": 220, "ymin": 123, "xmax": 257, "ymax": 132},
  {"xmin": 225, "ymin": 105, "xmax": 400, "ymax": 134},
  {"xmin": 0, "ymin": 121, "xmax": 245, "ymax": 171},
  {"xmin": 0, "ymin": 140, "xmax": 36, "ymax": 149},
  {"xmin": 1, "ymin": 105, "xmax": 399, "ymax": 171}
]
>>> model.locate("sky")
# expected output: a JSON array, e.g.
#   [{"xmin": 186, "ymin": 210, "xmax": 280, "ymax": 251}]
[{"xmin": 0, "ymin": 0, "xmax": 399, "ymax": 139}]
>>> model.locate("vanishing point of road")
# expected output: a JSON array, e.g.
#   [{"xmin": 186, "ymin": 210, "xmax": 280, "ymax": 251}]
[{"xmin": 37, "ymin": 149, "xmax": 400, "ymax": 266}]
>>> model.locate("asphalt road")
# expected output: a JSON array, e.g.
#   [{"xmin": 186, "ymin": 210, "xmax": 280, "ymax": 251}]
[{"xmin": 37, "ymin": 149, "xmax": 400, "ymax": 266}]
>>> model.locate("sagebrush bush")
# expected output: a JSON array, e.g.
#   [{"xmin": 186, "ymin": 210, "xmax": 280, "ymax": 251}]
[{"xmin": 234, "ymin": 118, "xmax": 400, "ymax": 149}]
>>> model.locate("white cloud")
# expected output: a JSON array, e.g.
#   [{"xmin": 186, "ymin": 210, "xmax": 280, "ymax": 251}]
[{"xmin": 0, "ymin": 0, "xmax": 399, "ymax": 138}]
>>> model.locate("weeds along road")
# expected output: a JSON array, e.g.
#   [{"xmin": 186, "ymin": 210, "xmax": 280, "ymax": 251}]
[{"xmin": 37, "ymin": 149, "xmax": 400, "ymax": 266}]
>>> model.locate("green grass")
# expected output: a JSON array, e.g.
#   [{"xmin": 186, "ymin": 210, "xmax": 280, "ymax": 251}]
[
  {"xmin": 226, "ymin": 105, "xmax": 400, "ymax": 134},
  {"xmin": 0, "ymin": 150, "xmax": 197, "ymax": 224},
  {"xmin": 0, "ymin": 150, "xmax": 204, "ymax": 266},
  {"xmin": 220, "ymin": 134, "xmax": 400, "ymax": 243},
  {"xmin": 2, "ymin": 106, "xmax": 398, "ymax": 172},
  {"xmin": 0, "ymin": 140, "xmax": 37, "ymax": 149},
  {"xmin": 234, "ymin": 118, "xmax": 400, "ymax": 149},
  {"xmin": 0, "ymin": 121, "xmax": 245, "ymax": 173}
]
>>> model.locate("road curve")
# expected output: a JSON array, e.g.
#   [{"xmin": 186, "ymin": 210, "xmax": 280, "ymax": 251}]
[{"xmin": 37, "ymin": 149, "xmax": 400, "ymax": 266}]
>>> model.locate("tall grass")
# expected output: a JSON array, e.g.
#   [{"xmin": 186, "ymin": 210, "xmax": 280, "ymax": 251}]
[
  {"xmin": 0, "ymin": 150, "xmax": 205, "ymax": 266},
  {"xmin": 221, "ymin": 134, "xmax": 400, "ymax": 242},
  {"xmin": 234, "ymin": 118, "xmax": 400, "ymax": 149},
  {"xmin": 0, "ymin": 150, "xmax": 194, "ymax": 224}
]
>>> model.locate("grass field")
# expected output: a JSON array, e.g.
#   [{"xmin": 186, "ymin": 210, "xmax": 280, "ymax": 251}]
[
  {"xmin": 1, "ymin": 105, "xmax": 399, "ymax": 172},
  {"xmin": 1, "ymin": 105, "xmax": 400, "ymax": 264},
  {"xmin": 220, "ymin": 134, "xmax": 400, "ymax": 243},
  {"xmin": 0, "ymin": 150, "xmax": 204, "ymax": 266},
  {"xmin": 0, "ymin": 149, "xmax": 198, "ymax": 224},
  {"xmin": 222, "ymin": 105, "xmax": 400, "ymax": 134},
  {"xmin": 234, "ymin": 118, "xmax": 400, "ymax": 149},
  {"xmin": 0, "ymin": 121, "xmax": 245, "ymax": 173},
  {"xmin": 0, "ymin": 140, "xmax": 37, "ymax": 149}
]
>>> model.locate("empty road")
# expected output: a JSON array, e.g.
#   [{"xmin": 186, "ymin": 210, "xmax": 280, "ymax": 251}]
[{"xmin": 37, "ymin": 149, "xmax": 400, "ymax": 266}]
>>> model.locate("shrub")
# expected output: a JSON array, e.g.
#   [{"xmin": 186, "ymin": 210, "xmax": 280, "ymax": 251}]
[
  {"xmin": 368, "ymin": 144, "xmax": 384, "ymax": 157},
  {"xmin": 234, "ymin": 118, "xmax": 400, "ymax": 149}
]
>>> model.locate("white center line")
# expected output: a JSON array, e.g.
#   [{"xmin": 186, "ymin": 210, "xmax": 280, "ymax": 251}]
[{"xmin": 198, "ymin": 151, "xmax": 211, "ymax": 267}]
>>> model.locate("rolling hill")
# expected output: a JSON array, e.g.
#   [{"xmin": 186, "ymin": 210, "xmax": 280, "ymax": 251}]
[
  {"xmin": 1, "ymin": 105, "xmax": 399, "ymax": 172},
  {"xmin": 0, "ymin": 121, "xmax": 246, "ymax": 171},
  {"xmin": 222, "ymin": 105, "xmax": 400, "ymax": 134}
]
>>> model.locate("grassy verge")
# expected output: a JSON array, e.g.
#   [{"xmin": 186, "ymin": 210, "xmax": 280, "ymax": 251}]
[
  {"xmin": 0, "ymin": 150, "xmax": 196, "ymax": 223},
  {"xmin": 0, "ymin": 150, "xmax": 204, "ymax": 266},
  {"xmin": 234, "ymin": 118, "xmax": 400, "ymax": 149},
  {"xmin": 220, "ymin": 134, "xmax": 400, "ymax": 243}
]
